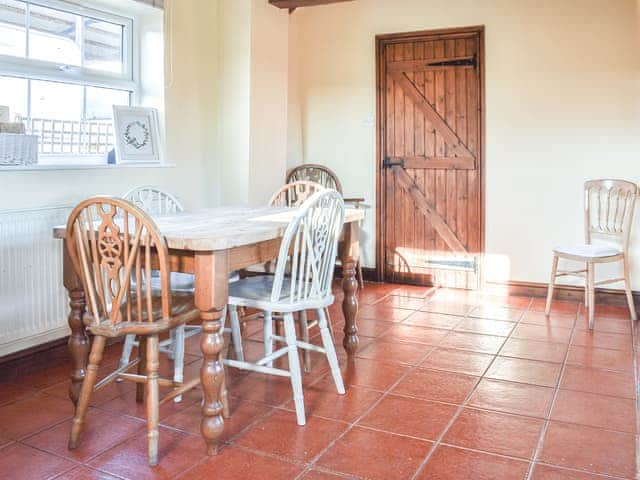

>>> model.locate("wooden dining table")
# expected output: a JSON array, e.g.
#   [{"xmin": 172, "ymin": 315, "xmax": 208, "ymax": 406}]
[{"xmin": 53, "ymin": 205, "xmax": 364, "ymax": 456}]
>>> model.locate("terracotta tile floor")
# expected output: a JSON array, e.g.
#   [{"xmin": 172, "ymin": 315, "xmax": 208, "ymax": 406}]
[{"xmin": 0, "ymin": 282, "xmax": 638, "ymax": 479}]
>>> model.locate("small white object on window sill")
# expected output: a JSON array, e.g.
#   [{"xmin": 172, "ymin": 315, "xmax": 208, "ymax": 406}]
[
  {"xmin": 0, "ymin": 133, "xmax": 38, "ymax": 166},
  {"xmin": 0, "ymin": 163, "xmax": 175, "ymax": 172}
]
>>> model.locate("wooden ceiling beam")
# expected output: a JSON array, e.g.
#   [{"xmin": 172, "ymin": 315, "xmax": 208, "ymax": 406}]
[{"xmin": 269, "ymin": 0, "xmax": 355, "ymax": 10}]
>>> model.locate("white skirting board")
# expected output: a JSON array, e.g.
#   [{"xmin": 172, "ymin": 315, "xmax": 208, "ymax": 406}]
[{"xmin": 0, "ymin": 205, "xmax": 72, "ymax": 357}]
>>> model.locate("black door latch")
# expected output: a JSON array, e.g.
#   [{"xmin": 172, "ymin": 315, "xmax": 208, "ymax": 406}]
[{"xmin": 383, "ymin": 158, "xmax": 404, "ymax": 169}]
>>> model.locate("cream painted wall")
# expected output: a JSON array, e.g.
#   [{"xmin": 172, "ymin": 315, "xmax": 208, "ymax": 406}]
[
  {"xmin": 217, "ymin": 0, "xmax": 289, "ymax": 207},
  {"xmin": 288, "ymin": 0, "xmax": 640, "ymax": 289},
  {"xmin": 248, "ymin": 0, "xmax": 289, "ymax": 205},
  {"xmin": 287, "ymin": 17, "xmax": 303, "ymax": 170},
  {"xmin": 218, "ymin": 0, "xmax": 252, "ymax": 205}
]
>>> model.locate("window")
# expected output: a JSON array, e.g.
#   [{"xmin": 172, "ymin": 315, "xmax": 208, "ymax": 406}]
[{"xmin": 0, "ymin": 0, "xmax": 136, "ymax": 164}]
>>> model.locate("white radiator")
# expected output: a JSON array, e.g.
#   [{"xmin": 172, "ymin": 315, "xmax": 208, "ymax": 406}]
[{"xmin": 0, "ymin": 205, "xmax": 73, "ymax": 357}]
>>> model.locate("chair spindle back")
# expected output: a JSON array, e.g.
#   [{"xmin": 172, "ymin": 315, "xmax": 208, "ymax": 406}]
[
  {"xmin": 124, "ymin": 186, "xmax": 184, "ymax": 215},
  {"xmin": 269, "ymin": 181, "xmax": 325, "ymax": 207},
  {"xmin": 584, "ymin": 179, "xmax": 638, "ymax": 250},
  {"xmin": 271, "ymin": 189, "xmax": 344, "ymax": 304},
  {"xmin": 66, "ymin": 197, "xmax": 171, "ymax": 326},
  {"xmin": 286, "ymin": 164, "xmax": 343, "ymax": 194}
]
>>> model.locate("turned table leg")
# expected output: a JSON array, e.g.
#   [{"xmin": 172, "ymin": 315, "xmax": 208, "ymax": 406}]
[
  {"xmin": 341, "ymin": 222, "xmax": 360, "ymax": 355},
  {"xmin": 64, "ymin": 242, "xmax": 89, "ymax": 406},
  {"xmin": 195, "ymin": 251, "xmax": 228, "ymax": 455}
]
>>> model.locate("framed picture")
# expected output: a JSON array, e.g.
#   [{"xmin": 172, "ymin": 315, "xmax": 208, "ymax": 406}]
[{"xmin": 112, "ymin": 106, "xmax": 161, "ymax": 164}]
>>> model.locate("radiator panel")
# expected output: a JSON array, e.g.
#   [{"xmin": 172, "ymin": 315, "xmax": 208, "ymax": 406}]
[{"xmin": 0, "ymin": 206, "xmax": 72, "ymax": 357}]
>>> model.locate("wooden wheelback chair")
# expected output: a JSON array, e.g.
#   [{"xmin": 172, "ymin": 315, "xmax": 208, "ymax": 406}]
[{"xmin": 65, "ymin": 197, "xmax": 228, "ymax": 465}]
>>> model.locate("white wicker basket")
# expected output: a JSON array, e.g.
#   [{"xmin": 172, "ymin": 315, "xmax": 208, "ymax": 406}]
[{"xmin": 0, "ymin": 133, "xmax": 38, "ymax": 166}]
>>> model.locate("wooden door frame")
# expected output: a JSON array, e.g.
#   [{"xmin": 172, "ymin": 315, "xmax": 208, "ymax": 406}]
[{"xmin": 374, "ymin": 25, "xmax": 486, "ymax": 285}]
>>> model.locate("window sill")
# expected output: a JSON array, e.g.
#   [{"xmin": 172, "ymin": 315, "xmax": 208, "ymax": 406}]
[{"xmin": 0, "ymin": 163, "xmax": 176, "ymax": 172}]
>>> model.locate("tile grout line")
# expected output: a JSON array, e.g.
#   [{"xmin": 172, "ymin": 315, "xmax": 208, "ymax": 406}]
[
  {"xmin": 125, "ymin": 296, "xmax": 635, "ymax": 478},
  {"xmin": 533, "ymin": 461, "xmax": 630, "ymax": 480},
  {"xmin": 291, "ymin": 287, "xmax": 460, "ymax": 479},
  {"xmin": 192, "ymin": 288, "xmax": 441, "ymax": 480},
  {"xmin": 523, "ymin": 303, "xmax": 583, "ymax": 480},
  {"xmin": 408, "ymin": 335, "xmax": 510, "ymax": 478},
  {"xmin": 290, "ymin": 350, "xmax": 437, "ymax": 480},
  {"xmin": 12, "ymin": 290, "xmax": 633, "ymax": 480},
  {"xmin": 175, "ymin": 367, "xmax": 336, "ymax": 479},
  {"xmin": 412, "ymin": 296, "xmax": 605, "ymax": 480},
  {"xmin": 219, "ymin": 289, "xmax": 530, "ymax": 479},
  {"xmin": 381, "ymin": 290, "xmax": 529, "ymax": 479},
  {"xmin": 15, "ymin": 422, "xmax": 138, "ymax": 480},
  {"xmin": 51, "ymin": 462, "xmax": 130, "ymax": 480}
]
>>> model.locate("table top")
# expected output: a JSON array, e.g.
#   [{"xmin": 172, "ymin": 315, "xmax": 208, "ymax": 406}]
[{"xmin": 53, "ymin": 205, "xmax": 364, "ymax": 252}]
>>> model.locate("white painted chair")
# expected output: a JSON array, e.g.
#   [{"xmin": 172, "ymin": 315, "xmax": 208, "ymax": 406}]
[
  {"xmin": 224, "ymin": 189, "xmax": 346, "ymax": 425},
  {"xmin": 269, "ymin": 180, "xmax": 340, "ymax": 372},
  {"xmin": 269, "ymin": 181, "xmax": 333, "ymax": 372},
  {"xmin": 545, "ymin": 179, "xmax": 638, "ymax": 329},
  {"xmin": 119, "ymin": 186, "xmax": 196, "ymax": 402},
  {"xmin": 243, "ymin": 181, "xmax": 329, "ymax": 372},
  {"xmin": 287, "ymin": 164, "xmax": 365, "ymax": 288},
  {"xmin": 269, "ymin": 180, "xmax": 325, "ymax": 208}
]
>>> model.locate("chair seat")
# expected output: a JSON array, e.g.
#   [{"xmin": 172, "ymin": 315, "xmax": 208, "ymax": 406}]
[
  {"xmin": 554, "ymin": 243, "xmax": 622, "ymax": 259},
  {"xmin": 142, "ymin": 271, "xmax": 195, "ymax": 292},
  {"xmin": 87, "ymin": 292, "xmax": 200, "ymax": 337},
  {"xmin": 144, "ymin": 270, "xmax": 241, "ymax": 292},
  {"xmin": 228, "ymin": 275, "xmax": 333, "ymax": 312}
]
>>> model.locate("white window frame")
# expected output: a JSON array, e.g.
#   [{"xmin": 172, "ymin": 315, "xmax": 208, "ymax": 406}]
[
  {"xmin": 0, "ymin": 0, "xmax": 139, "ymax": 165},
  {"xmin": 0, "ymin": 0, "xmax": 135, "ymax": 90}
]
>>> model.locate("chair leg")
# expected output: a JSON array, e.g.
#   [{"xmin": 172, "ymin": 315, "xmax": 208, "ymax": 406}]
[
  {"xmin": 239, "ymin": 307, "xmax": 248, "ymax": 336},
  {"xmin": 623, "ymin": 257, "xmax": 637, "ymax": 321},
  {"xmin": 584, "ymin": 262, "xmax": 589, "ymax": 307},
  {"xmin": 324, "ymin": 308, "xmax": 335, "ymax": 342},
  {"xmin": 299, "ymin": 310, "xmax": 312, "ymax": 373},
  {"xmin": 275, "ymin": 319, "xmax": 284, "ymax": 339},
  {"xmin": 284, "ymin": 312, "xmax": 306, "ymax": 426},
  {"xmin": 219, "ymin": 308, "xmax": 231, "ymax": 419},
  {"xmin": 219, "ymin": 350, "xmax": 231, "ymax": 419},
  {"xmin": 545, "ymin": 254, "xmax": 559, "ymax": 316},
  {"xmin": 264, "ymin": 311, "xmax": 274, "ymax": 367},
  {"xmin": 317, "ymin": 309, "xmax": 345, "ymax": 395},
  {"xmin": 356, "ymin": 259, "xmax": 365, "ymax": 290},
  {"xmin": 229, "ymin": 305, "xmax": 245, "ymax": 361},
  {"xmin": 119, "ymin": 334, "xmax": 136, "ymax": 371},
  {"xmin": 136, "ymin": 336, "xmax": 147, "ymax": 403},
  {"xmin": 117, "ymin": 334, "xmax": 137, "ymax": 383},
  {"xmin": 173, "ymin": 325, "xmax": 185, "ymax": 403},
  {"xmin": 168, "ymin": 329, "xmax": 176, "ymax": 360},
  {"xmin": 146, "ymin": 334, "xmax": 160, "ymax": 466},
  {"xmin": 69, "ymin": 335, "xmax": 106, "ymax": 450},
  {"xmin": 587, "ymin": 262, "xmax": 595, "ymax": 330}
]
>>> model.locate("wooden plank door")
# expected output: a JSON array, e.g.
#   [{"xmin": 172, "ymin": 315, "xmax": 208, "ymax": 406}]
[{"xmin": 376, "ymin": 27, "xmax": 484, "ymax": 289}]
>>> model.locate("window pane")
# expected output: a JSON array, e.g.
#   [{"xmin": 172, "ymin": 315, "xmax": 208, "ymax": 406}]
[
  {"xmin": 28, "ymin": 4, "xmax": 81, "ymax": 66},
  {"xmin": 29, "ymin": 80, "xmax": 118, "ymax": 156},
  {"xmin": 84, "ymin": 18, "xmax": 124, "ymax": 74},
  {"xmin": 0, "ymin": 0, "xmax": 26, "ymax": 57},
  {"xmin": 85, "ymin": 86, "xmax": 129, "ymax": 120},
  {"xmin": 30, "ymin": 79, "xmax": 82, "ymax": 120},
  {"xmin": 0, "ymin": 75, "xmax": 28, "ymax": 121}
]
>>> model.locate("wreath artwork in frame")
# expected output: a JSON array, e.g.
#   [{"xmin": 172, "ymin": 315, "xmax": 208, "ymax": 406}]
[{"xmin": 112, "ymin": 106, "xmax": 161, "ymax": 164}]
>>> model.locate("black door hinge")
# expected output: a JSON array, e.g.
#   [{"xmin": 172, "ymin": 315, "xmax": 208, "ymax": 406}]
[{"xmin": 426, "ymin": 55, "xmax": 477, "ymax": 69}]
